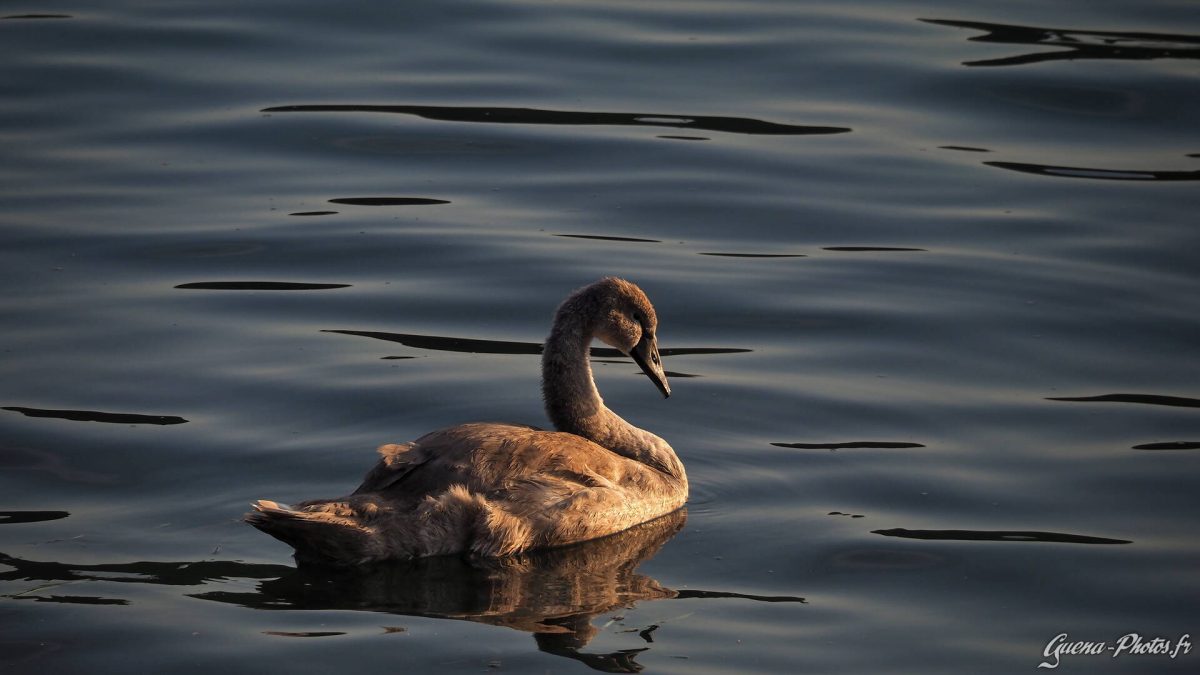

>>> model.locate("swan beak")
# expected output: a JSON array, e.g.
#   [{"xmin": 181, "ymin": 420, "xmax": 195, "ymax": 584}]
[{"xmin": 630, "ymin": 334, "xmax": 671, "ymax": 398}]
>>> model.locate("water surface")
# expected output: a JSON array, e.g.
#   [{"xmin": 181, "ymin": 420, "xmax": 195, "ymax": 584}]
[{"xmin": 2, "ymin": 1, "xmax": 1198, "ymax": 673}]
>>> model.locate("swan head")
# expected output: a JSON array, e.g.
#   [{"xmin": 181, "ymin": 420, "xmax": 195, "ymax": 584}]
[{"xmin": 590, "ymin": 277, "xmax": 671, "ymax": 399}]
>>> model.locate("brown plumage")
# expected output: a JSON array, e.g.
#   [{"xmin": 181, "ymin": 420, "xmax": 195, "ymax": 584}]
[{"xmin": 246, "ymin": 277, "xmax": 687, "ymax": 565}]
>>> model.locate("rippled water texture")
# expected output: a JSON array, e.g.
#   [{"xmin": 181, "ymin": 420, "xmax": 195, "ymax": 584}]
[{"xmin": 2, "ymin": 1, "xmax": 1198, "ymax": 673}]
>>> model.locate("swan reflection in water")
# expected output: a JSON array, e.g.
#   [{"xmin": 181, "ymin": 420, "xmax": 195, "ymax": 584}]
[{"xmin": 2, "ymin": 509, "xmax": 804, "ymax": 673}]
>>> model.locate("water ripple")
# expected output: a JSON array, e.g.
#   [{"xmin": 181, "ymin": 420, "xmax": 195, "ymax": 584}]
[
  {"xmin": 2, "ymin": 14, "xmax": 72, "ymax": 20},
  {"xmin": 175, "ymin": 281, "xmax": 350, "ymax": 290},
  {"xmin": 1047, "ymin": 393, "xmax": 1200, "ymax": 409},
  {"xmin": 922, "ymin": 18, "xmax": 1200, "ymax": 67},
  {"xmin": 261, "ymin": 104, "xmax": 851, "ymax": 136},
  {"xmin": 556, "ymin": 234, "xmax": 662, "ymax": 243},
  {"xmin": 0, "ymin": 510, "xmax": 70, "ymax": 525},
  {"xmin": 821, "ymin": 247, "xmax": 926, "ymax": 252},
  {"xmin": 698, "ymin": 252, "xmax": 806, "ymax": 258},
  {"xmin": 986, "ymin": 161, "xmax": 1200, "ymax": 181},
  {"xmin": 328, "ymin": 197, "xmax": 449, "ymax": 206},
  {"xmin": 1133, "ymin": 442, "xmax": 1200, "ymax": 451},
  {"xmin": 323, "ymin": 329, "xmax": 751, "ymax": 357},
  {"xmin": 9, "ymin": 596, "xmax": 129, "ymax": 606},
  {"xmin": 873, "ymin": 528, "xmax": 1132, "ymax": 545},
  {"xmin": 772, "ymin": 441, "xmax": 925, "ymax": 450},
  {"xmin": 2, "ymin": 407, "xmax": 188, "ymax": 425},
  {"xmin": 262, "ymin": 631, "xmax": 346, "ymax": 638}
]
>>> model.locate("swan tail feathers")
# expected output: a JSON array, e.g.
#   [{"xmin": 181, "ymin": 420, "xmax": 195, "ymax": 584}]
[{"xmin": 244, "ymin": 499, "xmax": 378, "ymax": 566}]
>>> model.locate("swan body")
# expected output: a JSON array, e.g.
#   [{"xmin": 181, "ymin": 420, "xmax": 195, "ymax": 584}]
[{"xmin": 246, "ymin": 277, "xmax": 687, "ymax": 565}]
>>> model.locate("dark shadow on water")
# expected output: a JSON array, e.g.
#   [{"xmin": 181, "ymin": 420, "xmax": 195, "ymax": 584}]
[
  {"xmin": 986, "ymin": 162, "xmax": 1200, "ymax": 182},
  {"xmin": 260, "ymin": 104, "xmax": 851, "ymax": 136},
  {"xmin": 8, "ymin": 594, "xmax": 129, "ymax": 606},
  {"xmin": 0, "ymin": 511, "xmax": 70, "ymax": 525},
  {"xmin": 699, "ymin": 252, "xmax": 806, "ymax": 258},
  {"xmin": 772, "ymin": 441, "xmax": 925, "ymax": 450},
  {"xmin": 1, "ymin": 511, "xmax": 805, "ymax": 673},
  {"xmin": 327, "ymin": 330, "xmax": 542, "ymax": 355},
  {"xmin": 175, "ymin": 281, "xmax": 350, "ymax": 290},
  {"xmin": 821, "ymin": 247, "xmax": 927, "ymax": 252},
  {"xmin": 2, "ymin": 407, "xmax": 188, "ymax": 425},
  {"xmin": 289, "ymin": 211, "xmax": 338, "ymax": 216},
  {"xmin": 873, "ymin": 528, "xmax": 1132, "ymax": 545},
  {"xmin": 2, "ymin": 14, "xmax": 73, "ymax": 20},
  {"xmin": 0, "ymin": 551, "xmax": 284, "ymax": 607},
  {"xmin": 1133, "ymin": 441, "xmax": 1200, "ymax": 451},
  {"xmin": 556, "ymin": 234, "xmax": 662, "ymax": 243},
  {"xmin": 262, "ymin": 630, "xmax": 346, "ymax": 638},
  {"xmin": 328, "ymin": 197, "xmax": 449, "ymax": 206},
  {"xmin": 323, "ymin": 329, "xmax": 752, "ymax": 358},
  {"xmin": 922, "ymin": 18, "xmax": 1200, "ymax": 67},
  {"xmin": 0, "ymin": 552, "xmax": 294, "ymax": 586},
  {"xmin": 1047, "ymin": 393, "xmax": 1200, "ymax": 409}
]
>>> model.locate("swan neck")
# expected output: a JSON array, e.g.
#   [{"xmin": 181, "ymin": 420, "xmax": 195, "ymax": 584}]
[
  {"xmin": 542, "ymin": 307, "xmax": 603, "ymax": 435},
  {"xmin": 541, "ymin": 302, "xmax": 684, "ymax": 480}
]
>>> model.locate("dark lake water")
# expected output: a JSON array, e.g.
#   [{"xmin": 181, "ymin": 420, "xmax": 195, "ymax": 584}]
[{"xmin": 2, "ymin": 1, "xmax": 1198, "ymax": 672}]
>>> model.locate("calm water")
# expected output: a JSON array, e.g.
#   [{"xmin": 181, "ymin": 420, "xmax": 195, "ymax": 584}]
[{"xmin": 2, "ymin": 1, "xmax": 1198, "ymax": 672}]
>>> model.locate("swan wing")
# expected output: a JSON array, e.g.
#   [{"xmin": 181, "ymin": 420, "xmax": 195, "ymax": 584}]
[{"xmin": 351, "ymin": 422, "xmax": 549, "ymax": 498}]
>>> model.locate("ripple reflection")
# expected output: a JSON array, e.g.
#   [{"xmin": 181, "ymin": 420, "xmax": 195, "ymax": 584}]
[
  {"xmin": 1, "ymin": 511, "xmax": 805, "ymax": 673},
  {"xmin": 2, "ymin": 407, "xmax": 188, "ymax": 425},
  {"xmin": 261, "ymin": 104, "xmax": 851, "ymax": 136},
  {"xmin": 821, "ymin": 247, "xmax": 926, "ymax": 252},
  {"xmin": 1133, "ymin": 442, "xmax": 1200, "ymax": 451},
  {"xmin": 2, "ymin": 14, "xmax": 72, "ymax": 20},
  {"xmin": 772, "ymin": 441, "xmax": 925, "ymax": 450},
  {"xmin": 1047, "ymin": 393, "xmax": 1200, "ymax": 409},
  {"xmin": 556, "ymin": 234, "xmax": 662, "ymax": 243},
  {"xmin": 873, "ymin": 528, "xmax": 1131, "ymax": 545},
  {"xmin": 922, "ymin": 18, "xmax": 1200, "ymax": 67},
  {"xmin": 262, "ymin": 631, "xmax": 345, "ymax": 638},
  {"xmin": 324, "ymin": 329, "xmax": 751, "ymax": 358},
  {"xmin": 987, "ymin": 161, "xmax": 1200, "ymax": 181},
  {"xmin": 699, "ymin": 252, "xmax": 806, "ymax": 258},
  {"xmin": 328, "ymin": 197, "xmax": 449, "ymax": 206},
  {"xmin": 0, "ymin": 511, "xmax": 70, "ymax": 525},
  {"xmin": 175, "ymin": 281, "xmax": 350, "ymax": 290}
]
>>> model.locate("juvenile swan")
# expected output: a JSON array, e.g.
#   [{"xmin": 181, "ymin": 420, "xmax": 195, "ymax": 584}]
[{"xmin": 246, "ymin": 277, "xmax": 687, "ymax": 565}]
